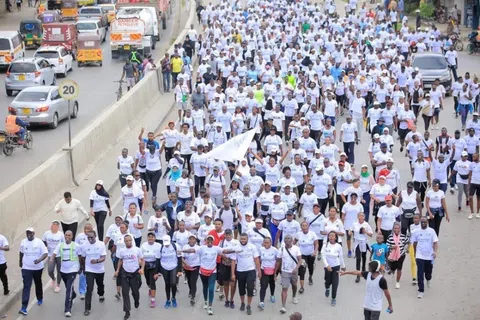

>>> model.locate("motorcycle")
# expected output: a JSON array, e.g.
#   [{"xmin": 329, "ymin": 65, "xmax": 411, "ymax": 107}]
[
  {"xmin": 0, "ymin": 130, "xmax": 33, "ymax": 156},
  {"xmin": 467, "ymin": 31, "xmax": 480, "ymax": 55}
]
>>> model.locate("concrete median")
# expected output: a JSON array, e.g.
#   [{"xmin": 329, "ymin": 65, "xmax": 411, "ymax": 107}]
[{"xmin": 0, "ymin": 0, "xmax": 196, "ymax": 242}]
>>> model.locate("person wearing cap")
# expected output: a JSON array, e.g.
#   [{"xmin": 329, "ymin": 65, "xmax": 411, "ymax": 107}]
[
  {"xmin": 121, "ymin": 175, "xmax": 145, "ymax": 216},
  {"xmin": 275, "ymin": 210, "xmax": 301, "ymax": 248},
  {"xmin": 336, "ymin": 161, "xmax": 354, "ymax": 210},
  {"xmin": 406, "ymin": 133, "xmax": 423, "ymax": 165},
  {"xmin": 156, "ymin": 234, "xmax": 183, "ymax": 309},
  {"xmin": 181, "ymin": 234, "xmax": 200, "ymax": 305},
  {"xmin": 376, "ymin": 195, "xmax": 401, "ymax": 241},
  {"xmin": 89, "ymin": 180, "xmax": 111, "ymax": 241},
  {"xmin": 449, "ymin": 150, "xmax": 472, "ymax": 213},
  {"xmin": 18, "ymin": 228, "xmax": 48, "ymax": 315},
  {"xmin": 246, "ymin": 217, "xmax": 271, "ymax": 251},
  {"xmin": 263, "ymin": 125, "xmax": 283, "ymax": 155},
  {"xmin": 311, "ymin": 165, "xmax": 333, "ymax": 214},
  {"xmin": 446, "ymin": 129, "xmax": 467, "ymax": 193},
  {"xmin": 140, "ymin": 232, "xmax": 161, "ymax": 308},
  {"xmin": 190, "ymin": 143, "xmax": 208, "ymax": 197},
  {"xmin": 43, "ymin": 220, "xmax": 65, "ymax": 293},
  {"xmin": 350, "ymin": 210, "xmax": 373, "ymax": 283},
  {"xmin": 385, "ymin": 158, "xmax": 401, "ymax": 194},
  {"xmin": 275, "ymin": 234, "xmax": 302, "ymax": 314},
  {"xmin": 50, "ymin": 230, "xmax": 80, "ymax": 317},
  {"xmin": 114, "ymin": 234, "xmax": 144, "ymax": 319},
  {"xmin": 370, "ymin": 175, "xmax": 394, "ymax": 232},
  {"xmin": 341, "ymin": 192, "xmax": 364, "ymax": 257},
  {"xmin": 80, "ymin": 229, "xmax": 106, "ymax": 317},
  {"xmin": 419, "ymin": 92, "xmax": 434, "ymax": 131},
  {"xmin": 117, "ymin": 148, "xmax": 135, "ymax": 188},
  {"xmin": 147, "ymin": 205, "xmax": 171, "ymax": 244},
  {"xmin": 54, "ymin": 192, "xmax": 89, "ymax": 241},
  {"xmin": 340, "ymin": 115, "xmax": 359, "ymax": 164},
  {"xmin": 123, "ymin": 203, "xmax": 144, "ymax": 248}
]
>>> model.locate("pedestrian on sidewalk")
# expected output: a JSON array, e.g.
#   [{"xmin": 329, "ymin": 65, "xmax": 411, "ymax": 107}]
[
  {"xmin": 0, "ymin": 233, "xmax": 10, "ymax": 295},
  {"xmin": 19, "ymin": 227, "xmax": 48, "ymax": 315},
  {"xmin": 55, "ymin": 192, "xmax": 90, "ymax": 240},
  {"xmin": 43, "ymin": 220, "xmax": 65, "ymax": 293},
  {"xmin": 80, "ymin": 230, "xmax": 106, "ymax": 316},
  {"xmin": 51, "ymin": 230, "xmax": 80, "ymax": 317},
  {"xmin": 15, "ymin": 0, "xmax": 22, "ymax": 11}
]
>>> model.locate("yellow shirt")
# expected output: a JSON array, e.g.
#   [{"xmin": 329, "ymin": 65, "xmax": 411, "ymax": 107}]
[{"xmin": 171, "ymin": 57, "xmax": 183, "ymax": 73}]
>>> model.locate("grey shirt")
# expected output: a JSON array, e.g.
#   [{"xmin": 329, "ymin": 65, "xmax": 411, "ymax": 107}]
[
  {"xmin": 123, "ymin": 63, "xmax": 135, "ymax": 78},
  {"xmin": 191, "ymin": 92, "xmax": 206, "ymax": 108}
]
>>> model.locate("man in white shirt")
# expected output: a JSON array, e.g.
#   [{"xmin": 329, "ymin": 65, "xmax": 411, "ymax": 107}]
[
  {"xmin": 411, "ymin": 217, "xmax": 438, "ymax": 299},
  {"xmin": 444, "ymin": 47, "xmax": 458, "ymax": 81},
  {"xmin": 19, "ymin": 227, "xmax": 48, "ymax": 315},
  {"xmin": 340, "ymin": 115, "xmax": 359, "ymax": 164},
  {"xmin": 0, "ymin": 233, "xmax": 9, "ymax": 295},
  {"xmin": 55, "ymin": 192, "xmax": 89, "ymax": 240}
]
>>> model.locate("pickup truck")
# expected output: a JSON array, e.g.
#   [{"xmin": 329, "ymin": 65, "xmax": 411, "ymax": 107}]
[{"xmin": 77, "ymin": 6, "xmax": 108, "ymax": 29}]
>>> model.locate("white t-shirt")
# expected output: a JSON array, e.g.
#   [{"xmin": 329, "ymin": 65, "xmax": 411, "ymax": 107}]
[
  {"xmin": 411, "ymin": 227, "xmax": 438, "ymax": 260},
  {"xmin": 123, "ymin": 213, "xmax": 144, "ymax": 238},
  {"xmin": 246, "ymin": 228, "xmax": 271, "ymax": 251},
  {"xmin": 159, "ymin": 243, "xmax": 180, "ymax": 271},
  {"xmin": 182, "ymin": 243, "xmax": 200, "ymax": 267},
  {"xmin": 294, "ymin": 231, "xmax": 318, "ymax": 256},
  {"xmin": 342, "ymin": 202, "xmax": 364, "ymax": 230},
  {"xmin": 118, "ymin": 246, "xmax": 143, "ymax": 273},
  {"xmin": 321, "ymin": 242, "xmax": 345, "ymax": 268},
  {"xmin": 147, "ymin": 216, "xmax": 170, "ymax": 240},
  {"xmin": 377, "ymin": 205, "xmax": 401, "ymax": 231},
  {"xmin": 20, "ymin": 238, "xmax": 48, "ymax": 270},
  {"xmin": 0, "ymin": 235, "xmax": 9, "ymax": 264},
  {"xmin": 323, "ymin": 219, "xmax": 345, "ymax": 243},
  {"xmin": 177, "ymin": 212, "xmax": 201, "ymax": 235},
  {"xmin": 260, "ymin": 246, "xmax": 279, "ymax": 269},
  {"xmin": 299, "ymin": 192, "xmax": 318, "ymax": 218},
  {"xmin": 233, "ymin": 243, "xmax": 259, "ymax": 272},
  {"xmin": 341, "ymin": 122, "xmax": 358, "ymax": 142},
  {"xmin": 278, "ymin": 220, "xmax": 301, "ymax": 243},
  {"xmin": 140, "ymin": 242, "xmax": 161, "ymax": 262},
  {"xmin": 145, "ymin": 150, "xmax": 162, "ymax": 171},
  {"xmin": 277, "ymin": 245, "xmax": 302, "ymax": 273},
  {"xmin": 311, "ymin": 173, "xmax": 332, "ymax": 199},
  {"xmin": 105, "ymin": 224, "xmax": 121, "ymax": 242},
  {"xmin": 42, "ymin": 230, "xmax": 65, "ymax": 256},
  {"xmin": 118, "ymin": 156, "xmax": 134, "ymax": 175},
  {"xmin": 195, "ymin": 245, "xmax": 224, "ymax": 272},
  {"xmin": 175, "ymin": 177, "xmax": 194, "ymax": 199},
  {"xmin": 426, "ymin": 189, "xmax": 445, "ymax": 209},
  {"xmin": 81, "ymin": 240, "xmax": 106, "ymax": 273}
]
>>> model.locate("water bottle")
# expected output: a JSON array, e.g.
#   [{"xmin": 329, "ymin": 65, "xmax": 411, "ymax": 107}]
[
  {"xmin": 144, "ymin": 209, "xmax": 149, "ymax": 215},
  {"xmin": 386, "ymin": 308, "xmax": 392, "ymax": 314},
  {"xmin": 431, "ymin": 258, "xmax": 435, "ymax": 265},
  {"xmin": 154, "ymin": 222, "xmax": 159, "ymax": 233}
]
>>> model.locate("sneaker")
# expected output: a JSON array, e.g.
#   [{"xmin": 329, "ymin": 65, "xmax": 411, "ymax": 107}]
[
  {"xmin": 134, "ymin": 300, "xmax": 139, "ymax": 309},
  {"xmin": 19, "ymin": 308, "xmax": 28, "ymax": 315},
  {"xmin": 355, "ymin": 275, "xmax": 360, "ymax": 283},
  {"xmin": 230, "ymin": 301, "xmax": 235, "ymax": 309},
  {"xmin": 204, "ymin": 301, "xmax": 208, "ymax": 309},
  {"xmin": 395, "ymin": 282, "xmax": 400, "ymax": 289},
  {"xmin": 280, "ymin": 307, "xmax": 287, "ymax": 314},
  {"xmin": 37, "ymin": 299, "xmax": 43, "ymax": 306},
  {"xmin": 172, "ymin": 298, "xmax": 177, "ymax": 308},
  {"xmin": 215, "ymin": 286, "xmax": 221, "ymax": 292},
  {"xmin": 259, "ymin": 302, "xmax": 265, "ymax": 310},
  {"xmin": 84, "ymin": 310, "xmax": 90, "ymax": 316},
  {"xmin": 99, "ymin": 296, "xmax": 105, "ymax": 303},
  {"xmin": 325, "ymin": 289, "xmax": 330, "ymax": 297},
  {"xmin": 80, "ymin": 294, "xmax": 85, "ymax": 300},
  {"xmin": 476, "ymin": 214, "xmax": 480, "ymax": 219},
  {"xmin": 292, "ymin": 297, "xmax": 299, "ymax": 304},
  {"xmin": 455, "ymin": 185, "xmax": 459, "ymax": 190},
  {"xmin": 115, "ymin": 293, "xmax": 121, "ymax": 300},
  {"xmin": 164, "ymin": 300, "xmax": 171, "ymax": 309},
  {"xmin": 331, "ymin": 299, "xmax": 336, "ymax": 306},
  {"xmin": 468, "ymin": 214, "xmax": 474, "ymax": 220},
  {"xmin": 150, "ymin": 299, "xmax": 156, "ymax": 308},
  {"xmin": 253, "ymin": 288, "xmax": 257, "ymax": 296},
  {"xmin": 219, "ymin": 292, "xmax": 225, "ymax": 300},
  {"xmin": 207, "ymin": 306, "xmax": 213, "ymax": 315},
  {"xmin": 299, "ymin": 287, "xmax": 304, "ymax": 294},
  {"xmin": 317, "ymin": 255, "xmax": 321, "ymax": 261},
  {"xmin": 412, "ymin": 278, "xmax": 417, "ymax": 285},
  {"xmin": 4, "ymin": 290, "xmax": 10, "ymax": 296},
  {"xmin": 190, "ymin": 297, "xmax": 195, "ymax": 306},
  {"xmin": 308, "ymin": 276, "xmax": 313, "ymax": 286},
  {"xmin": 246, "ymin": 305, "xmax": 252, "ymax": 315},
  {"xmin": 224, "ymin": 300, "xmax": 230, "ymax": 308},
  {"xmin": 270, "ymin": 295, "xmax": 276, "ymax": 303},
  {"xmin": 347, "ymin": 250, "xmax": 352, "ymax": 258},
  {"xmin": 427, "ymin": 280, "xmax": 431, "ymax": 288},
  {"xmin": 123, "ymin": 311, "xmax": 130, "ymax": 320},
  {"xmin": 55, "ymin": 285, "xmax": 61, "ymax": 293},
  {"xmin": 184, "ymin": 279, "xmax": 187, "ymax": 285},
  {"xmin": 450, "ymin": 188, "xmax": 455, "ymax": 195},
  {"xmin": 240, "ymin": 302, "xmax": 246, "ymax": 311},
  {"xmin": 417, "ymin": 292, "xmax": 424, "ymax": 299},
  {"xmin": 65, "ymin": 311, "xmax": 72, "ymax": 317}
]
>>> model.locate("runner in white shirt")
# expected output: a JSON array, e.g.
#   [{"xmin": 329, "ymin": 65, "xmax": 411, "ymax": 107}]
[
  {"xmin": 294, "ymin": 221, "xmax": 318, "ymax": 291},
  {"xmin": 377, "ymin": 196, "xmax": 401, "ymax": 241},
  {"xmin": 42, "ymin": 220, "xmax": 65, "ymax": 292},
  {"xmin": 275, "ymin": 211, "xmax": 301, "ymax": 247},
  {"xmin": 0, "ymin": 233, "xmax": 9, "ymax": 295},
  {"xmin": 321, "ymin": 230, "xmax": 346, "ymax": 307},
  {"xmin": 258, "ymin": 237, "xmax": 279, "ymax": 309},
  {"xmin": 140, "ymin": 233, "xmax": 161, "ymax": 307},
  {"xmin": 350, "ymin": 212, "xmax": 373, "ymax": 281},
  {"xmin": 147, "ymin": 206, "xmax": 172, "ymax": 241},
  {"xmin": 341, "ymin": 194, "xmax": 364, "ymax": 258}
]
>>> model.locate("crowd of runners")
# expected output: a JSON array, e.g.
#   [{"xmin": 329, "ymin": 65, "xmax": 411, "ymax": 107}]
[{"xmin": 1, "ymin": 0, "xmax": 479, "ymax": 319}]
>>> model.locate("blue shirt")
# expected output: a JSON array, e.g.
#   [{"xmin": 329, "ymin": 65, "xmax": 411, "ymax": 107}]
[
  {"xmin": 371, "ymin": 243, "xmax": 388, "ymax": 265},
  {"xmin": 143, "ymin": 138, "xmax": 160, "ymax": 149}
]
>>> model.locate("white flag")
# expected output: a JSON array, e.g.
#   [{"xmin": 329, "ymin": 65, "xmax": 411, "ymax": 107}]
[{"xmin": 203, "ymin": 129, "xmax": 256, "ymax": 162}]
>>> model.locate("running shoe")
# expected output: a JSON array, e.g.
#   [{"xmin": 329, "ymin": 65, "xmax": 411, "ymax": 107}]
[
  {"xmin": 115, "ymin": 293, "xmax": 121, "ymax": 300},
  {"xmin": 325, "ymin": 289, "xmax": 330, "ymax": 297},
  {"xmin": 240, "ymin": 302, "xmax": 246, "ymax": 311},
  {"xmin": 395, "ymin": 282, "xmax": 400, "ymax": 289},
  {"xmin": 190, "ymin": 297, "xmax": 195, "ymax": 306},
  {"xmin": 348, "ymin": 250, "xmax": 352, "ymax": 258},
  {"xmin": 258, "ymin": 302, "xmax": 265, "ymax": 310},
  {"xmin": 355, "ymin": 276, "xmax": 360, "ymax": 283},
  {"xmin": 99, "ymin": 296, "xmax": 105, "ymax": 303},
  {"xmin": 299, "ymin": 287, "xmax": 304, "ymax": 294},
  {"xmin": 55, "ymin": 285, "xmax": 61, "ymax": 293},
  {"xmin": 172, "ymin": 298, "xmax": 177, "ymax": 308},
  {"xmin": 412, "ymin": 278, "xmax": 417, "ymax": 285},
  {"xmin": 84, "ymin": 310, "xmax": 90, "ymax": 316},
  {"xmin": 18, "ymin": 308, "xmax": 28, "ymax": 315},
  {"xmin": 230, "ymin": 301, "xmax": 235, "ymax": 309},
  {"xmin": 292, "ymin": 297, "xmax": 299, "ymax": 304},
  {"xmin": 208, "ymin": 307, "xmax": 213, "ymax": 315},
  {"xmin": 164, "ymin": 300, "xmax": 171, "ymax": 309},
  {"xmin": 204, "ymin": 301, "xmax": 208, "ymax": 309},
  {"xmin": 331, "ymin": 299, "xmax": 336, "ymax": 306},
  {"xmin": 150, "ymin": 299, "xmax": 156, "ymax": 308},
  {"xmin": 280, "ymin": 307, "xmax": 287, "ymax": 314},
  {"xmin": 219, "ymin": 292, "xmax": 225, "ymax": 300},
  {"xmin": 468, "ymin": 214, "xmax": 474, "ymax": 220},
  {"xmin": 270, "ymin": 295, "xmax": 276, "ymax": 303},
  {"xmin": 450, "ymin": 188, "xmax": 455, "ymax": 195},
  {"xmin": 476, "ymin": 214, "xmax": 480, "ymax": 219},
  {"xmin": 37, "ymin": 299, "xmax": 43, "ymax": 306},
  {"xmin": 124, "ymin": 311, "xmax": 130, "ymax": 320},
  {"xmin": 308, "ymin": 276, "xmax": 313, "ymax": 286},
  {"xmin": 224, "ymin": 300, "xmax": 230, "ymax": 308},
  {"xmin": 246, "ymin": 305, "xmax": 252, "ymax": 315},
  {"xmin": 417, "ymin": 292, "xmax": 424, "ymax": 299},
  {"xmin": 65, "ymin": 311, "xmax": 72, "ymax": 317}
]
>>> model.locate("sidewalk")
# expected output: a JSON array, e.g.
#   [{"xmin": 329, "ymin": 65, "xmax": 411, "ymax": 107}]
[
  {"xmin": 0, "ymin": 1, "xmax": 194, "ymax": 316},
  {"xmin": 0, "ymin": 5, "xmax": 37, "ymax": 30}
]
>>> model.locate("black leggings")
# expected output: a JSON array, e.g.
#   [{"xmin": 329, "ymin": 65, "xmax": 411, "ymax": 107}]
[
  {"xmin": 182, "ymin": 154, "xmax": 192, "ymax": 174},
  {"xmin": 401, "ymin": 215, "xmax": 414, "ymax": 235},
  {"xmin": 236, "ymin": 270, "xmax": 255, "ymax": 297},
  {"xmin": 144, "ymin": 266, "xmax": 157, "ymax": 290},
  {"xmin": 93, "ymin": 211, "xmax": 107, "ymax": 241},
  {"xmin": 194, "ymin": 176, "xmax": 206, "ymax": 197},
  {"xmin": 428, "ymin": 213, "xmax": 443, "ymax": 236},
  {"xmin": 298, "ymin": 255, "xmax": 315, "ymax": 280},
  {"xmin": 422, "ymin": 115, "xmax": 432, "ymax": 131},
  {"xmin": 414, "ymin": 181, "xmax": 427, "ymax": 203},
  {"xmin": 355, "ymin": 246, "xmax": 367, "ymax": 272},
  {"xmin": 164, "ymin": 147, "xmax": 174, "ymax": 163},
  {"xmin": 184, "ymin": 267, "xmax": 200, "ymax": 297},
  {"xmin": 161, "ymin": 268, "xmax": 178, "ymax": 300},
  {"xmin": 146, "ymin": 169, "xmax": 162, "ymax": 198},
  {"xmin": 324, "ymin": 265, "xmax": 340, "ymax": 299},
  {"xmin": 259, "ymin": 270, "xmax": 275, "ymax": 302}
]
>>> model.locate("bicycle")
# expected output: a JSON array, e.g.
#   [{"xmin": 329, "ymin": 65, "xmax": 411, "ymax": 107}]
[{"xmin": 114, "ymin": 80, "xmax": 125, "ymax": 101}]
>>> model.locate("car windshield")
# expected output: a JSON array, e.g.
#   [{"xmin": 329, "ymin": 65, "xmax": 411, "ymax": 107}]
[
  {"xmin": 0, "ymin": 39, "xmax": 10, "ymax": 50},
  {"xmin": 80, "ymin": 8, "xmax": 100, "ymax": 14},
  {"xmin": 9, "ymin": 63, "xmax": 36, "ymax": 73},
  {"xmin": 413, "ymin": 56, "xmax": 447, "ymax": 70},
  {"xmin": 35, "ymin": 51, "xmax": 59, "ymax": 59},
  {"xmin": 16, "ymin": 91, "xmax": 49, "ymax": 102},
  {"xmin": 77, "ymin": 22, "xmax": 97, "ymax": 30}
]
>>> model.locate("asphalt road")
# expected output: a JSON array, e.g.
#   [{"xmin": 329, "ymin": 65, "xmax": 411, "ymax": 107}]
[{"xmin": 0, "ymin": 4, "xmax": 178, "ymax": 193}]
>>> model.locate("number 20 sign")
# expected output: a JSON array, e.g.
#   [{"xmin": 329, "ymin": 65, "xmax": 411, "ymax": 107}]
[{"xmin": 59, "ymin": 80, "xmax": 79, "ymax": 101}]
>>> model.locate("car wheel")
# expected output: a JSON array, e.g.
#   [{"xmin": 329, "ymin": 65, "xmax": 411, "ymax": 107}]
[
  {"xmin": 77, "ymin": 62, "xmax": 82, "ymax": 67},
  {"xmin": 71, "ymin": 101, "xmax": 79, "ymax": 119},
  {"xmin": 63, "ymin": 67, "xmax": 68, "ymax": 78},
  {"xmin": 50, "ymin": 113, "xmax": 59, "ymax": 129},
  {"xmin": 6, "ymin": 89, "xmax": 13, "ymax": 96},
  {"xmin": 51, "ymin": 75, "xmax": 56, "ymax": 85}
]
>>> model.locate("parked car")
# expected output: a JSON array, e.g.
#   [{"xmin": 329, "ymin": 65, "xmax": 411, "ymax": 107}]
[
  {"xmin": 412, "ymin": 52, "xmax": 452, "ymax": 93},
  {"xmin": 33, "ymin": 45, "xmax": 73, "ymax": 78},
  {"xmin": 5, "ymin": 57, "xmax": 56, "ymax": 96},
  {"xmin": 9, "ymin": 86, "xmax": 79, "ymax": 129},
  {"xmin": 76, "ymin": 18, "xmax": 107, "ymax": 42}
]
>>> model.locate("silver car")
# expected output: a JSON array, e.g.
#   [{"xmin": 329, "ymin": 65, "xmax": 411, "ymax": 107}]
[
  {"xmin": 9, "ymin": 86, "xmax": 79, "ymax": 129},
  {"xmin": 412, "ymin": 53, "xmax": 452, "ymax": 93},
  {"xmin": 5, "ymin": 57, "xmax": 57, "ymax": 96}
]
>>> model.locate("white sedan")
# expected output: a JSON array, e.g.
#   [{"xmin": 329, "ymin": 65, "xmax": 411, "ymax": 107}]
[{"xmin": 33, "ymin": 46, "xmax": 74, "ymax": 78}]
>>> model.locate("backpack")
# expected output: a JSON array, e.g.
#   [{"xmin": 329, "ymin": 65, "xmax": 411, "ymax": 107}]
[{"xmin": 412, "ymin": 88, "xmax": 420, "ymax": 104}]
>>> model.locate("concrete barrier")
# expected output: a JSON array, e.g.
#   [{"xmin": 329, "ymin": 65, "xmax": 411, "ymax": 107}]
[{"xmin": 0, "ymin": 0, "xmax": 196, "ymax": 241}]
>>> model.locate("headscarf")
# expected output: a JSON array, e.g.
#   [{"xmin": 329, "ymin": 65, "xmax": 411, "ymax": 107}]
[{"xmin": 95, "ymin": 184, "xmax": 109, "ymax": 198}]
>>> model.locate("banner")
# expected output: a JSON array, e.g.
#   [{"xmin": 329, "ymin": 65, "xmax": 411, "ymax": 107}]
[{"xmin": 202, "ymin": 129, "xmax": 256, "ymax": 162}]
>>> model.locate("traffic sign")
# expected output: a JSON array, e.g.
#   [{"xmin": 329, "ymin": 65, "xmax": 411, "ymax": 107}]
[{"xmin": 59, "ymin": 80, "xmax": 79, "ymax": 100}]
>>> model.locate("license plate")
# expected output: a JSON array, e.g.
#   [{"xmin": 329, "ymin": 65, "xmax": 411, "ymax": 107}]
[
  {"xmin": 18, "ymin": 74, "xmax": 26, "ymax": 81},
  {"xmin": 0, "ymin": 135, "xmax": 4, "ymax": 143},
  {"xmin": 27, "ymin": 41, "xmax": 33, "ymax": 45},
  {"xmin": 123, "ymin": 45, "xmax": 130, "ymax": 50},
  {"xmin": 22, "ymin": 109, "xmax": 31, "ymax": 115}
]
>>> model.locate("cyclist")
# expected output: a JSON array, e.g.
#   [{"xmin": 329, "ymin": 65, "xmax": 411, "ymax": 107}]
[
  {"xmin": 5, "ymin": 108, "xmax": 28, "ymax": 144},
  {"xmin": 120, "ymin": 59, "xmax": 137, "ymax": 91}
]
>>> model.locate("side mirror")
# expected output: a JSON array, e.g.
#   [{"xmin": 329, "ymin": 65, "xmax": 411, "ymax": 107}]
[{"xmin": 50, "ymin": 64, "xmax": 55, "ymax": 68}]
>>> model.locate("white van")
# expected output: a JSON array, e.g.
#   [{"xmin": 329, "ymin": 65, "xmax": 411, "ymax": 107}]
[{"xmin": 0, "ymin": 31, "xmax": 25, "ymax": 68}]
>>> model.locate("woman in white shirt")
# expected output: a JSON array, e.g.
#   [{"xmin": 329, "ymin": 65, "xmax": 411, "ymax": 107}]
[
  {"xmin": 117, "ymin": 148, "xmax": 134, "ymax": 187},
  {"xmin": 396, "ymin": 181, "xmax": 423, "ymax": 235},
  {"xmin": 294, "ymin": 221, "xmax": 319, "ymax": 292},
  {"xmin": 251, "ymin": 150, "xmax": 289, "ymax": 191},
  {"xmin": 89, "ymin": 180, "xmax": 111, "ymax": 241},
  {"xmin": 321, "ymin": 207, "xmax": 345, "ymax": 245},
  {"xmin": 258, "ymin": 237, "xmax": 279, "ymax": 309},
  {"xmin": 145, "ymin": 143, "xmax": 164, "ymax": 203},
  {"xmin": 425, "ymin": 179, "xmax": 450, "ymax": 236},
  {"xmin": 353, "ymin": 165, "xmax": 375, "ymax": 222},
  {"xmin": 182, "ymin": 234, "xmax": 201, "ymax": 306},
  {"xmin": 370, "ymin": 176, "xmax": 393, "ymax": 232},
  {"xmin": 321, "ymin": 231, "xmax": 346, "ymax": 307},
  {"xmin": 175, "ymin": 169, "xmax": 195, "ymax": 202},
  {"xmin": 123, "ymin": 203, "xmax": 144, "ymax": 247},
  {"xmin": 206, "ymin": 166, "xmax": 227, "ymax": 207},
  {"xmin": 140, "ymin": 233, "xmax": 161, "ymax": 308},
  {"xmin": 232, "ymin": 106, "xmax": 246, "ymax": 136},
  {"xmin": 160, "ymin": 121, "xmax": 180, "ymax": 162},
  {"xmin": 350, "ymin": 212, "xmax": 373, "ymax": 282}
]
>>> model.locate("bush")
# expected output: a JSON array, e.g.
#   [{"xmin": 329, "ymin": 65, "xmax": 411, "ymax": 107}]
[{"xmin": 419, "ymin": 2, "xmax": 435, "ymax": 18}]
